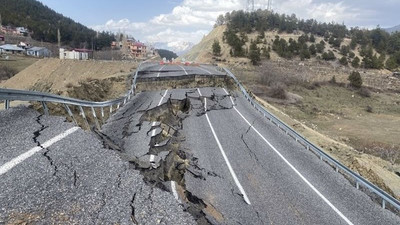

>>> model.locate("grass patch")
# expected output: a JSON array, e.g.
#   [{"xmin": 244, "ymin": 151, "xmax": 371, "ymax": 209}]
[{"xmin": 0, "ymin": 55, "xmax": 38, "ymax": 79}]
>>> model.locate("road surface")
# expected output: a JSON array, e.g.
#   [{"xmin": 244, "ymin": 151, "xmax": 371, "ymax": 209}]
[{"xmin": 1, "ymin": 64, "xmax": 399, "ymax": 224}]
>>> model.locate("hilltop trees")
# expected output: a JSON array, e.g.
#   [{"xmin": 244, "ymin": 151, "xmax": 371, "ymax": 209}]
[
  {"xmin": 216, "ymin": 9, "xmax": 400, "ymax": 70},
  {"xmin": 0, "ymin": 0, "xmax": 115, "ymax": 49}
]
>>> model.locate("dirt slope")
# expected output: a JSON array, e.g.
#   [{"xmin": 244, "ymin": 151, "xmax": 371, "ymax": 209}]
[{"xmin": 1, "ymin": 58, "xmax": 137, "ymax": 94}]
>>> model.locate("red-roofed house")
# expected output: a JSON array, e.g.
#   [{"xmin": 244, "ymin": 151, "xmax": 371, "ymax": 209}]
[{"xmin": 130, "ymin": 42, "xmax": 147, "ymax": 58}]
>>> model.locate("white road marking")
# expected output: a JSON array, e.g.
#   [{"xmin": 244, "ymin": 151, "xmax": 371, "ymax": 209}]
[
  {"xmin": 149, "ymin": 154, "xmax": 155, "ymax": 162},
  {"xmin": 198, "ymin": 88, "xmax": 251, "ymax": 205},
  {"xmin": 197, "ymin": 66, "xmax": 212, "ymax": 75},
  {"xmin": 178, "ymin": 65, "xmax": 188, "ymax": 75},
  {"xmin": 0, "ymin": 127, "xmax": 79, "ymax": 176},
  {"xmin": 171, "ymin": 181, "xmax": 180, "ymax": 200},
  {"xmin": 158, "ymin": 89, "xmax": 168, "ymax": 106},
  {"xmin": 222, "ymin": 88, "xmax": 353, "ymax": 225},
  {"xmin": 157, "ymin": 65, "xmax": 165, "ymax": 77},
  {"xmin": 151, "ymin": 90, "xmax": 168, "ymax": 137}
]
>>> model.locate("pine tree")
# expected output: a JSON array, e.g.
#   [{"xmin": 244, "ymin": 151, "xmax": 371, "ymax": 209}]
[
  {"xmin": 352, "ymin": 56, "xmax": 360, "ymax": 68},
  {"xmin": 348, "ymin": 71, "xmax": 363, "ymax": 88},
  {"xmin": 249, "ymin": 41, "xmax": 261, "ymax": 65},
  {"xmin": 212, "ymin": 40, "xmax": 221, "ymax": 56}
]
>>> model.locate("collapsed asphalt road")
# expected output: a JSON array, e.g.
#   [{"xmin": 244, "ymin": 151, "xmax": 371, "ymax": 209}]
[
  {"xmin": 0, "ymin": 107, "xmax": 195, "ymax": 224},
  {"xmin": 101, "ymin": 87, "xmax": 400, "ymax": 225},
  {"xmin": 1, "ymin": 63, "xmax": 400, "ymax": 224}
]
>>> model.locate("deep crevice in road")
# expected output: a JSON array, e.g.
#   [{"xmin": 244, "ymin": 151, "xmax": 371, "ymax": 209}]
[{"xmin": 98, "ymin": 89, "xmax": 239, "ymax": 225}]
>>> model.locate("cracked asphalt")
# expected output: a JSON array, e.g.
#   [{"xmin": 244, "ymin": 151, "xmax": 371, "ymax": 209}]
[
  {"xmin": 0, "ymin": 107, "xmax": 195, "ymax": 224},
  {"xmin": 1, "ymin": 64, "xmax": 400, "ymax": 224}
]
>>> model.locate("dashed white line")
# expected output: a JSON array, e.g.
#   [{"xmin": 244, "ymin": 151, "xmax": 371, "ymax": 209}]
[
  {"xmin": 222, "ymin": 88, "xmax": 353, "ymax": 225},
  {"xmin": 157, "ymin": 65, "xmax": 165, "ymax": 78},
  {"xmin": 0, "ymin": 127, "xmax": 80, "ymax": 176},
  {"xmin": 178, "ymin": 65, "xmax": 188, "ymax": 75},
  {"xmin": 198, "ymin": 88, "xmax": 251, "ymax": 205}
]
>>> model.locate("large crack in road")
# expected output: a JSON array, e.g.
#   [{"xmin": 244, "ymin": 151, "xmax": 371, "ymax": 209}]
[{"xmin": 99, "ymin": 89, "xmax": 239, "ymax": 224}]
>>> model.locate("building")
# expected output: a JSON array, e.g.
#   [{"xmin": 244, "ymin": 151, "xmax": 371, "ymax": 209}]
[
  {"xmin": 16, "ymin": 27, "xmax": 28, "ymax": 36},
  {"xmin": 27, "ymin": 47, "xmax": 51, "ymax": 58},
  {"xmin": 130, "ymin": 42, "xmax": 147, "ymax": 58},
  {"xmin": 59, "ymin": 48, "xmax": 92, "ymax": 60},
  {"xmin": 0, "ymin": 44, "xmax": 24, "ymax": 54}
]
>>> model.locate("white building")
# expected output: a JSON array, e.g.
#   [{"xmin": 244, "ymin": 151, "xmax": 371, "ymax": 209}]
[{"xmin": 59, "ymin": 48, "xmax": 92, "ymax": 60}]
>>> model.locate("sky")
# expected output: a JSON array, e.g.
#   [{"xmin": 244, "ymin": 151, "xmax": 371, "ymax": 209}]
[{"xmin": 38, "ymin": 0, "xmax": 400, "ymax": 50}]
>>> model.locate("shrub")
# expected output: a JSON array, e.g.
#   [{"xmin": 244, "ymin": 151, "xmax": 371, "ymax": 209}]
[
  {"xmin": 358, "ymin": 87, "xmax": 371, "ymax": 98},
  {"xmin": 366, "ymin": 106, "xmax": 373, "ymax": 113},
  {"xmin": 352, "ymin": 56, "xmax": 360, "ymax": 68},
  {"xmin": 348, "ymin": 71, "xmax": 363, "ymax": 88},
  {"xmin": 329, "ymin": 75, "xmax": 337, "ymax": 84},
  {"xmin": 268, "ymin": 83, "xmax": 287, "ymax": 99},
  {"xmin": 0, "ymin": 65, "xmax": 18, "ymax": 80},
  {"xmin": 339, "ymin": 56, "xmax": 348, "ymax": 66}
]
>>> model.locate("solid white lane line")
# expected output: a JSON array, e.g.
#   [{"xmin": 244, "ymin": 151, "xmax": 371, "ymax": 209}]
[
  {"xmin": 198, "ymin": 88, "xmax": 251, "ymax": 205},
  {"xmin": 198, "ymin": 66, "xmax": 212, "ymax": 75},
  {"xmin": 225, "ymin": 88, "xmax": 353, "ymax": 225},
  {"xmin": 0, "ymin": 127, "xmax": 80, "ymax": 176},
  {"xmin": 178, "ymin": 65, "xmax": 188, "ymax": 75},
  {"xmin": 157, "ymin": 65, "xmax": 165, "ymax": 77}
]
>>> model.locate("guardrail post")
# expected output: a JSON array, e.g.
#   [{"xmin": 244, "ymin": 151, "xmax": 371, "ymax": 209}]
[
  {"xmin": 63, "ymin": 104, "xmax": 77, "ymax": 125},
  {"xmin": 110, "ymin": 105, "xmax": 113, "ymax": 114},
  {"xmin": 41, "ymin": 101, "xmax": 49, "ymax": 115},
  {"xmin": 5, "ymin": 100, "xmax": 10, "ymax": 110},
  {"xmin": 356, "ymin": 181, "xmax": 359, "ymax": 190},
  {"xmin": 117, "ymin": 103, "xmax": 120, "ymax": 110},
  {"xmin": 91, "ymin": 107, "xmax": 100, "ymax": 130},
  {"xmin": 79, "ymin": 106, "xmax": 90, "ymax": 129},
  {"xmin": 382, "ymin": 199, "xmax": 386, "ymax": 209},
  {"xmin": 101, "ymin": 107, "xmax": 105, "ymax": 124}
]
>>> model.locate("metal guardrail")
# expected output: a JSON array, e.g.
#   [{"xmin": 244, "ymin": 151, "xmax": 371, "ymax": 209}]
[
  {"xmin": 0, "ymin": 62, "xmax": 144, "ymax": 129},
  {"xmin": 223, "ymin": 67, "xmax": 400, "ymax": 211}
]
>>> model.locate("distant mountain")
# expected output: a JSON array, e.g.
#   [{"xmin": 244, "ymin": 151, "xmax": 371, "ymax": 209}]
[
  {"xmin": 385, "ymin": 25, "xmax": 400, "ymax": 33},
  {"xmin": 153, "ymin": 41, "xmax": 195, "ymax": 56},
  {"xmin": 0, "ymin": 0, "xmax": 115, "ymax": 49}
]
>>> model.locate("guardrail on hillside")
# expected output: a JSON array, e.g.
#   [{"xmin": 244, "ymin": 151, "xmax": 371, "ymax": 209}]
[
  {"xmin": 223, "ymin": 67, "xmax": 400, "ymax": 212},
  {"xmin": 0, "ymin": 62, "xmax": 143, "ymax": 129}
]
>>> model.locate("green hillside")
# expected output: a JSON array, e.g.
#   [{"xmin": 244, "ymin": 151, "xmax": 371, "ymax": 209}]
[{"xmin": 0, "ymin": 0, "xmax": 115, "ymax": 49}]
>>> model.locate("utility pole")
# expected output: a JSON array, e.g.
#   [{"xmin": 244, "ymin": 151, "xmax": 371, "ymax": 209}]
[
  {"xmin": 267, "ymin": 0, "xmax": 272, "ymax": 11},
  {"xmin": 57, "ymin": 28, "xmax": 61, "ymax": 49},
  {"xmin": 247, "ymin": 0, "xmax": 254, "ymax": 12},
  {"xmin": 0, "ymin": 13, "xmax": 2, "ymax": 27}
]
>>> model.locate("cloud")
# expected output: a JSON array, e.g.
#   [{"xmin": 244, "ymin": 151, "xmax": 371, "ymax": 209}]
[
  {"xmin": 91, "ymin": 0, "xmax": 374, "ymax": 49},
  {"xmin": 145, "ymin": 29, "xmax": 209, "ymax": 43}
]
